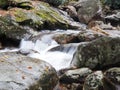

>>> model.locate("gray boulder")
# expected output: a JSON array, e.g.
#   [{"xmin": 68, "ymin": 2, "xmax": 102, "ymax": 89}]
[
  {"xmin": 76, "ymin": 0, "xmax": 102, "ymax": 23},
  {"xmin": 71, "ymin": 36, "xmax": 120, "ymax": 69},
  {"xmin": 0, "ymin": 52, "xmax": 58, "ymax": 90}
]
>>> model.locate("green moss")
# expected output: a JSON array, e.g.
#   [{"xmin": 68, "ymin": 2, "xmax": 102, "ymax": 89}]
[
  {"xmin": 0, "ymin": 16, "xmax": 27, "ymax": 39},
  {"xmin": 12, "ymin": 1, "xmax": 69, "ymax": 30}
]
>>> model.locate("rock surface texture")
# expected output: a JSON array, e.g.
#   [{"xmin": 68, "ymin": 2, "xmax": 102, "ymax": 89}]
[
  {"xmin": 76, "ymin": 0, "xmax": 102, "ymax": 23},
  {"xmin": 0, "ymin": 52, "xmax": 58, "ymax": 90},
  {"xmin": 71, "ymin": 36, "xmax": 120, "ymax": 69},
  {"xmin": 83, "ymin": 71, "xmax": 116, "ymax": 90}
]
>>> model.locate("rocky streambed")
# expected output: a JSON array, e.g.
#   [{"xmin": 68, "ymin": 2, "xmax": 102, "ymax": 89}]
[{"xmin": 0, "ymin": 0, "xmax": 120, "ymax": 90}]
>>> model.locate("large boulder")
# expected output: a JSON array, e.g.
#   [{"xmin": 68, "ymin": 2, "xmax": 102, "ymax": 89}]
[
  {"xmin": 0, "ymin": 1, "xmax": 79, "ymax": 31},
  {"xmin": 71, "ymin": 36, "xmax": 120, "ymax": 69},
  {"xmin": 76, "ymin": 0, "xmax": 102, "ymax": 24},
  {"xmin": 0, "ymin": 0, "xmax": 81, "ymax": 42},
  {"xmin": 0, "ymin": 52, "xmax": 58, "ymax": 90}
]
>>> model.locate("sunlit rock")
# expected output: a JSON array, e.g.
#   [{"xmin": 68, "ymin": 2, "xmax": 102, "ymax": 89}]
[
  {"xmin": 71, "ymin": 36, "xmax": 120, "ymax": 69},
  {"xmin": 0, "ymin": 52, "xmax": 58, "ymax": 90},
  {"xmin": 0, "ymin": 1, "xmax": 79, "ymax": 31}
]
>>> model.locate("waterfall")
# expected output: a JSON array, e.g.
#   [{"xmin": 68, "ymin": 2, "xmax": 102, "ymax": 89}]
[{"xmin": 19, "ymin": 30, "xmax": 80, "ymax": 70}]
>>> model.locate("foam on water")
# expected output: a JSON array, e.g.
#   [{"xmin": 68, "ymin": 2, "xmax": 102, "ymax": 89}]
[
  {"xmin": 19, "ymin": 30, "xmax": 79, "ymax": 70},
  {"xmin": 28, "ymin": 51, "xmax": 73, "ymax": 70}
]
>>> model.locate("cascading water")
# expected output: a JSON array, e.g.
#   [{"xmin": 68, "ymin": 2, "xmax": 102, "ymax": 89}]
[{"xmin": 19, "ymin": 30, "xmax": 80, "ymax": 70}]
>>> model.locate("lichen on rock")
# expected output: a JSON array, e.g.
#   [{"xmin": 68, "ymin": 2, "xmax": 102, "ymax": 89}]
[
  {"xmin": 71, "ymin": 36, "xmax": 120, "ymax": 70},
  {"xmin": 83, "ymin": 71, "xmax": 116, "ymax": 90}
]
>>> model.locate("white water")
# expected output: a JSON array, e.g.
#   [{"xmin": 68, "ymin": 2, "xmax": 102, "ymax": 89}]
[{"xmin": 19, "ymin": 30, "xmax": 79, "ymax": 70}]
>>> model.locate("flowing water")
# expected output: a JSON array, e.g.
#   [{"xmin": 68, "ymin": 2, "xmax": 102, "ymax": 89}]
[
  {"xmin": 21, "ymin": 30, "xmax": 80, "ymax": 70},
  {"xmin": 0, "ymin": 29, "xmax": 120, "ymax": 89},
  {"xmin": 0, "ymin": 30, "xmax": 80, "ymax": 71}
]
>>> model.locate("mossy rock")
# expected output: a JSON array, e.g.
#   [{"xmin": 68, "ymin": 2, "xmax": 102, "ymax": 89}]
[
  {"xmin": 0, "ymin": 16, "xmax": 27, "ymax": 40},
  {"xmin": 71, "ymin": 36, "xmax": 120, "ymax": 70},
  {"xmin": 0, "ymin": 0, "xmax": 31, "ymax": 9},
  {"xmin": 8, "ymin": 1, "xmax": 75, "ymax": 30}
]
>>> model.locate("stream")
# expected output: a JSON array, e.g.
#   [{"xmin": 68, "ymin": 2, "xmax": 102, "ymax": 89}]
[{"xmin": 0, "ymin": 29, "xmax": 80, "ymax": 71}]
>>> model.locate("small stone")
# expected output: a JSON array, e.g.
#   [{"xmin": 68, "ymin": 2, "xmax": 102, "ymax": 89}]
[{"xmin": 60, "ymin": 68, "xmax": 92, "ymax": 84}]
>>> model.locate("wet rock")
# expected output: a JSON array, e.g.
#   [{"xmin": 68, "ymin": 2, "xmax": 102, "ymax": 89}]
[
  {"xmin": 48, "ymin": 43, "xmax": 78, "ymax": 54},
  {"xmin": 59, "ymin": 68, "xmax": 92, "ymax": 84},
  {"xmin": 83, "ymin": 71, "xmax": 116, "ymax": 90},
  {"xmin": 53, "ymin": 33, "xmax": 80, "ymax": 44},
  {"xmin": 78, "ymin": 30, "xmax": 103, "ymax": 42},
  {"xmin": 0, "ymin": 52, "xmax": 58, "ymax": 90},
  {"xmin": 90, "ymin": 21, "xmax": 117, "ymax": 30},
  {"xmin": 71, "ymin": 36, "xmax": 120, "ymax": 70},
  {"xmin": 76, "ymin": 0, "xmax": 102, "ymax": 24},
  {"xmin": 104, "ymin": 67, "xmax": 120, "ymax": 84},
  {"xmin": 105, "ymin": 11, "xmax": 120, "ymax": 26}
]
